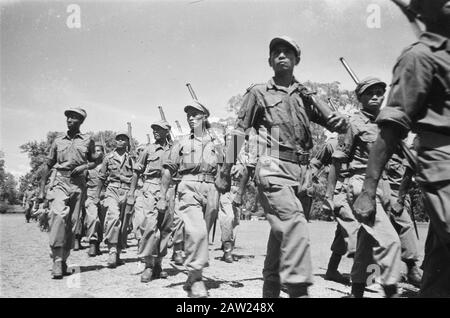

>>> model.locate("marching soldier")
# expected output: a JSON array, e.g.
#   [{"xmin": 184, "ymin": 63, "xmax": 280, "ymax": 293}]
[
  {"xmin": 22, "ymin": 184, "xmax": 35, "ymax": 223},
  {"xmin": 38, "ymin": 107, "xmax": 100, "ymax": 279},
  {"xmin": 84, "ymin": 143, "xmax": 105, "ymax": 257},
  {"xmin": 159, "ymin": 100, "xmax": 222, "ymax": 298},
  {"xmin": 216, "ymin": 36, "xmax": 347, "ymax": 298},
  {"xmin": 130, "ymin": 120, "xmax": 174, "ymax": 283},
  {"xmin": 332, "ymin": 77, "xmax": 403, "ymax": 298},
  {"xmin": 354, "ymin": 0, "xmax": 450, "ymax": 297},
  {"xmin": 317, "ymin": 135, "xmax": 359, "ymax": 285},
  {"xmin": 96, "ymin": 132, "xmax": 136, "ymax": 268}
]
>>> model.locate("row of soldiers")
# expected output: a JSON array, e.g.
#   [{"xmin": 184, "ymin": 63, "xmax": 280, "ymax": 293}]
[{"xmin": 35, "ymin": 0, "xmax": 449, "ymax": 298}]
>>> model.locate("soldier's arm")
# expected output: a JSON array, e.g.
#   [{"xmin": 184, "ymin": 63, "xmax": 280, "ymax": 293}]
[
  {"xmin": 39, "ymin": 142, "xmax": 57, "ymax": 200},
  {"xmin": 159, "ymin": 168, "xmax": 173, "ymax": 202},
  {"xmin": 221, "ymin": 90, "xmax": 259, "ymax": 186},
  {"xmin": 129, "ymin": 147, "xmax": 149, "ymax": 200},
  {"xmin": 96, "ymin": 156, "xmax": 109, "ymax": 200},
  {"xmin": 303, "ymin": 93, "xmax": 348, "ymax": 134}
]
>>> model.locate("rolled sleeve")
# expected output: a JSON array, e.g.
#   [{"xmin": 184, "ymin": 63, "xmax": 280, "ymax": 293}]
[
  {"xmin": 377, "ymin": 47, "xmax": 434, "ymax": 136},
  {"xmin": 134, "ymin": 148, "xmax": 148, "ymax": 174},
  {"xmin": 163, "ymin": 141, "xmax": 181, "ymax": 174},
  {"xmin": 46, "ymin": 141, "xmax": 57, "ymax": 167}
]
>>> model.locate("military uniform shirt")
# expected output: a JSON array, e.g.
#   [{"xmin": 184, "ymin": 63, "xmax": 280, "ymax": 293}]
[
  {"xmin": 99, "ymin": 150, "xmax": 134, "ymax": 184},
  {"xmin": 135, "ymin": 143, "xmax": 172, "ymax": 178},
  {"xmin": 47, "ymin": 132, "xmax": 96, "ymax": 171}
]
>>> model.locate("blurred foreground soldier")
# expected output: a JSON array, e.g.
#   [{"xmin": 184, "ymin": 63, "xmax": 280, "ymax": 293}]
[
  {"xmin": 131, "ymin": 120, "xmax": 174, "ymax": 282},
  {"xmin": 23, "ymin": 184, "xmax": 35, "ymax": 223},
  {"xmin": 217, "ymin": 36, "xmax": 347, "ymax": 298},
  {"xmin": 96, "ymin": 132, "xmax": 136, "ymax": 268},
  {"xmin": 386, "ymin": 153, "xmax": 422, "ymax": 287},
  {"xmin": 317, "ymin": 135, "xmax": 359, "ymax": 285},
  {"xmin": 85, "ymin": 143, "xmax": 105, "ymax": 257},
  {"xmin": 38, "ymin": 108, "xmax": 100, "ymax": 279},
  {"xmin": 332, "ymin": 77, "xmax": 402, "ymax": 298},
  {"xmin": 160, "ymin": 101, "xmax": 222, "ymax": 298},
  {"xmin": 354, "ymin": 0, "xmax": 450, "ymax": 297}
]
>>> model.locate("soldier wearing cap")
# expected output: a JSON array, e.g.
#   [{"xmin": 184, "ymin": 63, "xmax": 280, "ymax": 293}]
[
  {"xmin": 129, "ymin": 120, "xmax": 174, "ymax": 282},
  {"xmin": 354, "ymin": 0, "xmax": 450, "ymax": 297},
  {"xmin": 38, "ymin": 107, "xmax": 100, "ymax": 279},
  {"xmin": 84, "ymin": 142, "xmax": 106, "ymax": 257},
  {"xmin": 313, "ymin": 135, "xmax": 359, "ymax": 285},
  {"xmin": 23, "ymin": 184, "xmax": 36, "ymax": 223},
  {"xmin": 330, "ymin": 77, "xmax": 404, "ymax": 297},
  {"xmin": 159, "ymin": 100, "xmax": 222, "ymax": 298},
  {"xmin": 96, "ymin": 131, "xmax": 136, "ymax": 268},
  {"xmin": 216, "ymin": 36, "xmax": 348, "ymax": 298}
]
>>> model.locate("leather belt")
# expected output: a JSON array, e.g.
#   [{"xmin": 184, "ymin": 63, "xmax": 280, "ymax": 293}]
[{"xmin": 181, "ymin": 174, "xmax": 216, "ymax": 183}]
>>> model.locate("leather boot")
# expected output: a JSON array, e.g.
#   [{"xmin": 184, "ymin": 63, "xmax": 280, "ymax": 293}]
[
  {"xmin": 262, "ymin": 280, "xmax": 280, "ymax": 298},
  {"xmin": 88, "ymin": 242, "xmax": 97, "ymax": 257},
  {"xmin": 222, "ymin": 241, "xmax": 234, "ymax": 263},
  {"xmin": 51, "ymin": 260, "xmax": 63, "ymax": 279}
]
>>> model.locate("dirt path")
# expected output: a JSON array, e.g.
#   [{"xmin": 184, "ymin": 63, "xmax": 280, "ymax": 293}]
[{"xmin": 0, "ymin": 214, "xmax": 427, "ymax": 298}]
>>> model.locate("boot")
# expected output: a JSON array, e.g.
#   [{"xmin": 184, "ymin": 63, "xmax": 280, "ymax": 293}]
[
  {"xmin": 107, "ymin": 246, "xmax": 121, "ymax": 268},
  {"xmin": 324, "ymin": 253, "xmax": 350, "ymax": 285},
  {"xmin": 153, "ymin": 258, "xmax": 168, "ymax": 279},
  {"xmin": 345, "ymin": 283, "xmax": 366, "ymax": 298},
  {"xmin": 222, "ymin": 241, "xmax": 234, "ymax": 263},
  {"xmin": 51, "ymin": 260, "xmax": 63, "ymax": 279},
  {"xmin": 172, "ymin": 243, "xmax": 184, "ymax": 266},
  {"xmin": 262, "ymin": 280, "xmax": 280, "ymax": 298},
  {"xmin": 88, "ymin": 243, "xmax": 97, "ymax": 257},
  {"xmin": 141, "ymin": 267, "xmax": 153, "ymax": 283},
  {"xmin": 288, "ymin": 284, "xmax": 309, "ymax": 298},
  {"xmin": 406, "ymin": 262, "xmax": 422, "ymax": 288},
  {"xmin": 73, "ymin": 238, "xmax": 81, "ymax": 251},
  {"xmin": 382, "ymin": 284, "xmax": 400, "ymax": 298}
]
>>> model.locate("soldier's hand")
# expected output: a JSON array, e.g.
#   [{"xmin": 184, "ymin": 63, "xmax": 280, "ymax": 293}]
[
  {"xmin": 71, "ymin": 164, "xmax": 88, "ymax": 177},
  {"xmin": 322, "ymin": 197, "xmax": 334, "ymax": 215},
  {"xmin": 126, "ymin": 194, "xmax": 135, "ymax": 206},
  {"xmin": 215, "ymin": 173, "xmax": 231, "ymax": 194},
  {"xmin": 327, "ymin": 112, "xmax": 348, "ymax": 134},
  {"xmin": 232, "ymin": 193, "xmax": 243, "ymax": 207},
  {"xmin": 353, "ymin": 190, "xmax": 376, "ymax": 225},
  {"xmin": 391, "ymin": 199, "xmax": 404, "ymax": 217},
  {"xmin": 92, "ymin": 197, "xmax": 100, "ymax": 206},
  {"xmin": 156, "ymin": 198, "xmax": 168, "ymax": 214}
]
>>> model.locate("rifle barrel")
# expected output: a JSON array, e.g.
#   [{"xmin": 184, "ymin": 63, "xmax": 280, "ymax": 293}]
[
  {"xmin": 158, "ymin": 106, "xmax": 166, "ymax": 121},
  {"xmin": 186, "ymin": 83, "xmax": 198, "ymax": 100},
  {"xmin": 339, "ymin": 57, "xmax": 360, "ymax": 85}
]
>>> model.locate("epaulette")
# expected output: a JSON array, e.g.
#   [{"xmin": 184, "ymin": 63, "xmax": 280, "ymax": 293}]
[{"xmin": 245, "ymin": 83, "xmax": 263, "ymax": 94}]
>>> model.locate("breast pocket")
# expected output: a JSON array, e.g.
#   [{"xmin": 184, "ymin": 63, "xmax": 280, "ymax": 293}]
[
  {"xmin": 181, "ymin": 147, "xmax": 198, "ymax": 170},
  {"xmin": 264, "ymin": 95, "xmax": 287, "ymax": 126}
]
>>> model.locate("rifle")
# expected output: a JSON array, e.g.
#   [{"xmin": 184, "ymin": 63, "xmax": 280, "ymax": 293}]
[
  {"xmin": 327, "ymin": 98, "xmax": 338, "ymax": 112},
  {"xmin": 340, "ymin": 56, "xmax": 420, "ymax": 239},
  {"xmin": 186, "ymin": 83, "xmax": 198, "ymax": 100},
  {"xmin": 100, "ymin": 132, "xmax": 107, "ymax": 153},
  {"xmin": 127, "ymin": 122, "xmax": 135, "ymax": 157},
  {"xmin": 157, "ymin": 106, "xmax": 175, "ymax": 142},
  {"xmin": 175, "ymin": 120, "xmax": 183, "ymax": 134},
  {"xmin": 146, "ymin": 134, "xmax": 151, "ymax": 145}
]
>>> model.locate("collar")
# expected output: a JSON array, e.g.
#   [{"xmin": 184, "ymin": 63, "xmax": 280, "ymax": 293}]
[
  {"xmin": 189, "ymin": 131, "xmax": 212, "ymax": 142},
  {"xmin": 62, "ymin": 130, "xmax": 84, "ymax": 140},
  {"xmin": 420, "ymin": 32, "xmax": 450, "ymax": 52},
  {"xmin": 267, "ymin": 77, "xmax": 301, "ymax": 93},
  {"xmin": 359, "ymin": 110, "xmax": 378, "ymax": 123}
]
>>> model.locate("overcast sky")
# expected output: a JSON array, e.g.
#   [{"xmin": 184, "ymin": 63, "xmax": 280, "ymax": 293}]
[{"xmin": 1, "ymin": 0, "xmax": 417, "ymax": 178}]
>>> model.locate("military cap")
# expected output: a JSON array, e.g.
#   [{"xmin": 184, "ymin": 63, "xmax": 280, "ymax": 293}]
[
  {"xmin": 64, "ymin": 107, "xmax": 87, "ymax": 120},
  {"xmin": 94, "ymin": 141, "xmax": 103, "ymax": 147},
  {"xmin": 355, "ymin": 77, "xmax": 386, "ymax": 98},
  {"xmin": 184, "ymin": 100, "xmax": 210, "ymax": 118},
  {"xmin": 269, "ymin": 36, "xmax": 301, "ymax": 59},
  {"xmin": 151, "ymin": 120, "xmax": 171, "ymax": 131},
  {"xmin": 115, "ymin": 131, "xmax": 130, "ymax": 140}
]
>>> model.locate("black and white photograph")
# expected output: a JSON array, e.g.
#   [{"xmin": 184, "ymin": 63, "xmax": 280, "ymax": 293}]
[{"xmin": 0, "ymin": 0, "xmax": 449, "ymax": 300}]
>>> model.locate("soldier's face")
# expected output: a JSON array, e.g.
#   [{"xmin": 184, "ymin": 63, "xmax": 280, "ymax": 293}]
[
  {"xmin": 153, "ymin": 127, "xmax": 168, "ymax": 141},
  {"xmin": 115, "ymin": 136, "xmax": 129, "ymax": 149},
  {"xmin": 94, "ymin": 146, "xmax": 104, "ymax": 159},
  {"xmin": 269, "ymin": 45, "xmax": 298, "ymax": 73},
  {"xmin": 187, "ymin": 109, "xmax": 206, "ymax": 130},
  {"xmin": 66, "ymin": 112, "xmax": 83, "ymax": 130},
  {"xmin": 360, "ymin": 85, "xmax": 385, "ymax": 113}
]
